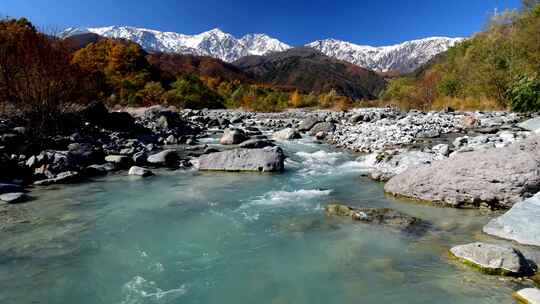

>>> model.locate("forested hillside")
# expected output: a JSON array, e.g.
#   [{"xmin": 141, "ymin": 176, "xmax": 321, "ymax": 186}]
[{"xmin": 381, "ymin": 1, "xmax": 540, "ymax": 111}]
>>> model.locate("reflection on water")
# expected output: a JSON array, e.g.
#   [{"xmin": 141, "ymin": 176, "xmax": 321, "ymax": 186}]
[{"xmin": 0, "ymin": 138, "xmax": 523, "ymax": 303}]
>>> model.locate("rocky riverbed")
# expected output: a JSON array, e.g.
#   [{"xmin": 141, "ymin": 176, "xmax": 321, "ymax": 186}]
[{"xmin": 2, "ymin": 104, "xmax": 540, "ymax": 302}]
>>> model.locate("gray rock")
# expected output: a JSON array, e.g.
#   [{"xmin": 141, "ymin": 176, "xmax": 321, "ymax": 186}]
[
  {"xmin": 519, "ymin": 117, "xmax": 540, "ymax": 133},
  {"xmin": 147, "ymin": 149, "xmax": 179, "ymax": 166},
  {"xmin": 219, "ymin": 128, "xmax": 247, "ymax": 145},
  {"xmin": 238, "ymin": 139, "xmax": 275, "ymax": 149},
  {"xmin": 298, "ymin": 116, "xmax": 320, "ymax": 132},
  {"xmin": 34, "ymin": 171, "xmax": 81, "ymax": 186},
  {"xmin": 369, "ymin": 150, "xmax": 437, "ymax": 182},
  {"xmin": 104, "ymin": 155, "xmax": 132, "ymax": 168},
  {"xmin": 385, "ymin": 136, "xmax": 540, "ymax": 209},
  {"xmin": 0, "ymin": 183, "xmax": 23, "ymax": 195},
  {"xmin": 449, "ymin": 242, "xmax": 534, "ymax": 276},
  {"xmin": 128, "ymin": 166, "xmax": 154, "ymax": 177},
  {"xmin": 0, "ymin": 192, "xmax": 28, "ymax": 204},
  {"xmin": 83, "ymin": 164, "xmax": 115, "ymax": 177},
  {"xmin": 324, "ymin": 203, "xmax": 426, "ymax": 232},
  {"xmin": 309, "ymin": 122, "xmax": 336, "ymax": 136},
  {"xmin": 432, "ymin": 144, "xmax": 450, "ymax": 157},
  {"xmin": 198, "ymin": 147, "xmax": 285, "ymax": 172},
  {"xmin": 132, "ymin": 151, "xmax": 148, "ymax": 166},
  {"xmin": 514, "ymin": 288, "xmax": 540, "ymax": 304},
  {"xmin": 272, "ymin": 128, "xmax": 301, "ymax": 141},
  {"xmin": 483, "ymin": 192, "xmax": 540, "ymax": 247}
]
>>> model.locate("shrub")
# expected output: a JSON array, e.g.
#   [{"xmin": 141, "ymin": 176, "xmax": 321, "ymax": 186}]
[{"xmin": 506, "ymin": 74, "xmax": 540, "ymax": 112}]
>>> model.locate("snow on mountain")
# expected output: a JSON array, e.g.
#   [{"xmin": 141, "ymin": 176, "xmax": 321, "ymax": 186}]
[
  {"xmin": 307, "ymin": 37, "xmax": 464, "ymax": 73},
  {"xmin": 61, "ymin": 26, "xmax": 463, "ymax": 73},
  {"xmin": 60, "ymin": 26, "xmax": 290, "ymax": 62}
]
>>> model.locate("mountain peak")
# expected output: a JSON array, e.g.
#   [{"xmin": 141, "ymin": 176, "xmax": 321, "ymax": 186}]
[{"xmin": 61, "ymin": 26, "xmax": 463, "ymax": 72}]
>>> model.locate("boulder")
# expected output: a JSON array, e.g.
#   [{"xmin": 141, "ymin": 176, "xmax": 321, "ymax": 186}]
[
  {"xmin": 298, "ymin": 116, "xmax": 320, "ymax": 132},
  {"xmin": 324, "ymin": 203, "xmax": 426, "ymax": 232},
  {"xmin": 0, "ymin": 192, "xmax": 28, "ymax": 204},
  {"xmin": 368, "ymin": 150, "xmax": 437, "ymax": 182},
  {"xmin": 147, "ymin": 149, "xmax": 179, "ymax": 167},
  {"xmin": 385, "ymin": 136, "xmax": 540, "ymax": 209},
  {"xmin": 518, "ymin": 117, "xmax": 540, "ymax": 133},
  {"xmin": 219, "ymin": 128, "xmax": 247, "ymax": 145},
  {"xmin": 514, "ymin": 288, "xmax": 540, "ymax": 304},
  {"xmin": 132, "ymin": 151, "xmax": 148, "ymax": 166},
  {"xmin": 128, "ymin": 166, "xmax": 154, "ymax": 177},
  {"xmin": 82, "ymin": 163, "xmax": 116, "ymax": 177},
  {"xmin": 449, "ymin": 242, "xmax": 534, "ymax": 276},
  {"xmin": 483, "ymin": 192, "xmax": 540, "ymax": 247},
  {"xmin": 238, "ymin": 139, "xmax": 275, "ymax": 149},
  {"xmin": 34, "ymin": 171, "xmax": 81, "ymax": 186},
  {"xmin": 272, "ymin": 128, "xmax": 301, "ymax": 141},
  {"xmin": 104, "ymin": 155, "xmax": 132, "ymax": 168},
  {"xmin": 198, "ymin": 147, "xmax": 285, "ymax": 172},
  {"xmin": 308, "ymin": 122, "xmax": 336, "ymax": 136}
]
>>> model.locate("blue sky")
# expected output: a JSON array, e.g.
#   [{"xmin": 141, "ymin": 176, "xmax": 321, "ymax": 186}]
[{"xmin": 1, "ymin": 0, "xmax": 522, "ymax": 46}]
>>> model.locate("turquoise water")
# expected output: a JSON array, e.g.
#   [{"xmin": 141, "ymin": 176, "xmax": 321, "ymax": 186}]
[{"xmin": 0, "ymin": 138, "xmax": 523, "ymax": 303}]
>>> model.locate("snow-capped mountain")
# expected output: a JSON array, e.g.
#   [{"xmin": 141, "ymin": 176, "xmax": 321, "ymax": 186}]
[
  {"xmin": 61, "ymin": 26, "xmax": 463, "ymax": 73},
  {"xmin": 61, "ymin": 26, "xmax": 291, "ymax": 62},
  {"xmin": 307, "ymin": 37, "xmax": 464, "ymax": 73}
]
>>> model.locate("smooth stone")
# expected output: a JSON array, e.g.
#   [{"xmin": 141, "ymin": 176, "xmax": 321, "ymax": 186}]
[
  {"xmin": 308, "ymin": 122, "xmax": 336, "ymax": 136},
  {"xmin": 147, "ymin": 149, "xmax": 179, "ymax": 166},
  {"xmin": 449, "ymin": 242, "xmax": 534, "ymax": 276},
  {"xmin": 0, "ymin": 192, "xmax": 28, "ymax": 204},
  {"xmin": 219, "ymin": 128, "xmax": 247, "ymax": 145},
  {"xmin": 34, "ymin": 171, "xmax": 81, "ymax": 186},
  {"xmin": 368, "ymin": 150, "xmax": 436, "ymax": 182},
  {"xmin": 238, "ymin": 139, "xmax": 275, "ymax": 149},
  {"xmin": 518, "ymin": 117, "xmax": 540, "ymax": 133},
  {"xmin": 0, "ymin": 183, "xmax": 23, "ymax": 195},
  {"xmin": 483, "ymin": 192, "xmax": 540, "ymax": 247},
  {"xmin": 514, "ymin": 288, "xmax": 540, "ymax": 304},
  {"xmin": 128, "ymin": 166, "xmax": 154, "ymax": 177},
  {"xmin": 385, "ymin": 136, "xmax": 540, "ymax": 209},
  {"xmin": 272, "ymin": 128, "xmax": 301, "ymax": 141},
  {"xmin": 104, "ymin": 155, "xmax": 132, "ymax": 168},
  {"xmin": 198, "ymin": 147, "xmax": 285, "ymax": 172},
  {"xmin": 298, "ymin": 116, "xmax": 320, "ymax": 132}
]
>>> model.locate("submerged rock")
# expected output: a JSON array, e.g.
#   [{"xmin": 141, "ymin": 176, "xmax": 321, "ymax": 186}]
[
  {"xmin": 514, "ymin": 288, "xmax": 540, "ymax": 304},
  {"xmin": 324, "ymin": 203, "xmax": 426, "ymax": 233},
  {"xmin": 385, "ymin": 136, "xmax": 540, "ymax": 209},
  {"xmin": 272, "ymin": 128, "xmax": 301, "ymax": 141},
  {"xmin": 483, "ymin": 192, "xmax": 540, "ymax": 247},
  {"xmin": 449, "ymin": 242, "xmax": 534, "ymax": 276},
  {"xmin": 197, "ymin": 147, "xmax": 285, "ymax": 172}
]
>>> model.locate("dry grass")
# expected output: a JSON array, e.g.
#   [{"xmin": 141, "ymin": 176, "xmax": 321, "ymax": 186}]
[
  {"xmin": 430, "ymin": 97, "xmax": 506, "ymax": 111},
  {"xmin": 356, "ymin": 97, "xmax": 506, "ymax": 112}
]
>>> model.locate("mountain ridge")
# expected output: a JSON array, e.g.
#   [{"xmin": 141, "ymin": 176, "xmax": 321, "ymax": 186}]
[{"xmin": 61, "ymin": 26, "xmax": 463, "ymax": 73}]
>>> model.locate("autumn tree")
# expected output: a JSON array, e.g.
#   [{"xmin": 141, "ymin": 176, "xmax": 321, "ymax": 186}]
[{"xmin": 0, "ymin": 18, "xmax": 94, "ymax": 134}]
